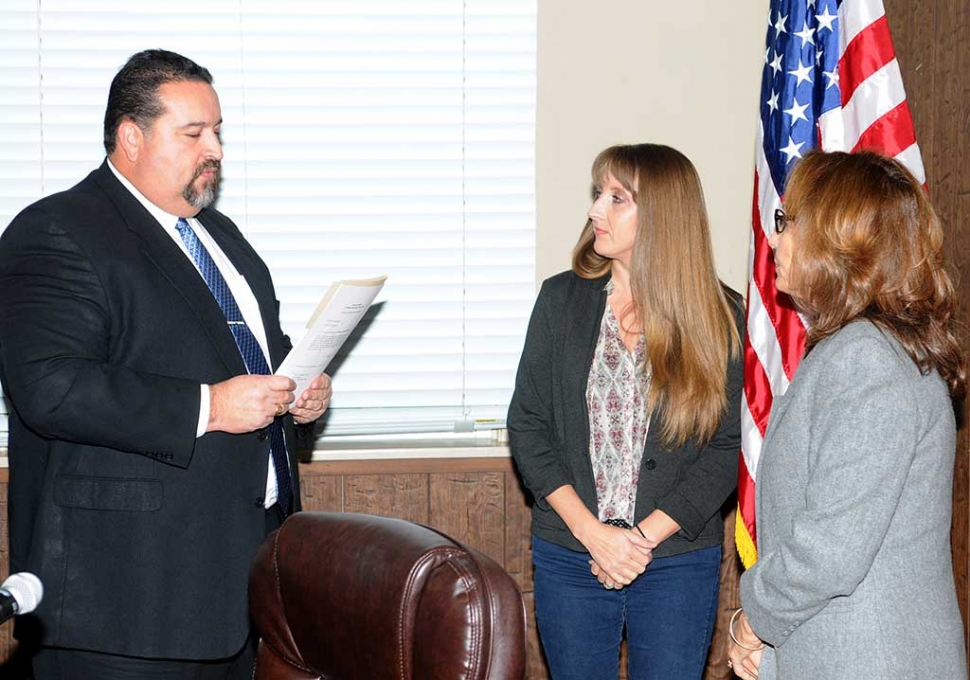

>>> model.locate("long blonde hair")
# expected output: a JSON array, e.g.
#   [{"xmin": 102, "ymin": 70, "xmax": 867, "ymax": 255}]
[
  {"xmin": 573, "ymin": 143, "xmax": 741, "ymax": 446},
  {"xmin": 784, "ymin": 150, "xmax": 965, "ymax": 396}
]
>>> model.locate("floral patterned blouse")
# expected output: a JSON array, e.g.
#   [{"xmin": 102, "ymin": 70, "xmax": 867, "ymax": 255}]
[{"xmin": 586, "ymin": 286, "xmax": 651, "ymax": 523}]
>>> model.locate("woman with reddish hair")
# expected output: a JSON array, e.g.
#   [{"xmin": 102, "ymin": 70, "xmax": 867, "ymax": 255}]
[{"xmin": 729, "ymin": 150, "xmax": 967, "ymax": 680}]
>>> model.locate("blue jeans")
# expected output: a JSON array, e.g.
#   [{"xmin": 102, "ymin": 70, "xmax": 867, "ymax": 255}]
[{"xmin": 533, "ymin": 535, "xmax": 721, "ymax": 680}]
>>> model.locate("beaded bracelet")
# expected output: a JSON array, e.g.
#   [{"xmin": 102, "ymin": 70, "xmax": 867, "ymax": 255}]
[
  {"xmin": 603, "ymin": 518, "xmax": 649, "ymax": 539},
  {"xmin": 729, "ymin": 607, "xmax": 766, "ymax": 651}
]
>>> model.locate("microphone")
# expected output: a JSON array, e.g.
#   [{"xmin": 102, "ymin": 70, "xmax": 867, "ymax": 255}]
[{"xmin": 0, "ymin": 573, "xmax": 43, "ymax": 625}]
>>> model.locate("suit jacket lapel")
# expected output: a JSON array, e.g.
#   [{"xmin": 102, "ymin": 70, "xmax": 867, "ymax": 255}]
[
  {"xmin": 91, "ymin": 162, "xmax": 247, "ymax": 376},
  {"xmin": 196, "ymin": 212, "xmax": 284, "ymax": 371}
]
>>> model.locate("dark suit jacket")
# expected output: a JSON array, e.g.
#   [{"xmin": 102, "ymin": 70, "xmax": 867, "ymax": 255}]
[
  {"xmin": 507, "ymin": 271, "xmax": 743, "ymax": 558},
  {"xmin": 0, "ymin": 161, "xmax": 302, "ymax": 660}
]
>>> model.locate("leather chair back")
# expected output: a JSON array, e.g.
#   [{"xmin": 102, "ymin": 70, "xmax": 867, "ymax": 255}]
[{"xmin": 249, "ymin": 511, "xmax": 527, "ymax": 679}]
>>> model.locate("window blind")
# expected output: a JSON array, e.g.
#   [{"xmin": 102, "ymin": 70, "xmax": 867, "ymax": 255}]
[{"xmin": 0, "ymin": 0, "xmax": 537, "ymax": 445}]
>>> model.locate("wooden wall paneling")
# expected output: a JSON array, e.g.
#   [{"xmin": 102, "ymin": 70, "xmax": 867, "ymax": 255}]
[
  {"xmin": 955, "ymin": 346, "xmax": 970, "ymax": 654},
  {"xmin": 933, "ymin": 0, "xmax": 970, "ymax": 652},
  {"xmin": 307, "ymin": 456, "xmax": 515, "ymax": 476},
  {"xmin": 341, "ymin": 473, "xmax": 429, "ymax": 524},
  {"xmin": 929, "ymin": 1, "xmax": 970, "ymax": 646},
  {"xmin": 703, "ymin": 508, "xmax": 743, "ymax": 680},
  {"xmin": 503, "ymin": 473, "xmax": 548, "ymax": 678},
  {"xmin": 885, "ymin": 0, "xmax": 970, "ymax": 655},
  {"xmin": 429, "ymin": 471, "xmax": 506, "ymax": 566},
  {"xmin": 503, "ymin": 472, "xmax": 534, "ymax": 592},
  {"xmin": 297, "ymin": 466, "xmax": 342, "ymax": 512}
]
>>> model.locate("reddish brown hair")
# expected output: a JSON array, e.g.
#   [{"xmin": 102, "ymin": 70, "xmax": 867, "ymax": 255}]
[
  {"xmin": 572, "ymin": 143, "xmax": 740, "ymax": 446},
  {"xmin": 784, "ymin": 150, "xmax": 965, "ymax": 396}
]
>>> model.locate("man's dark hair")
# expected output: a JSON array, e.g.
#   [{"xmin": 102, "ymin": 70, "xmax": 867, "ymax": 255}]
[{"xmin": 103, "ymin": 49, "xmax": 213, "ymax": 154}]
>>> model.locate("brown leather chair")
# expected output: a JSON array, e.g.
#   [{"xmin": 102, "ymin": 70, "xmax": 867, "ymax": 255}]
[{"xmin": 249, "ymin": 511, "xmax": 527, "ymax": 679}]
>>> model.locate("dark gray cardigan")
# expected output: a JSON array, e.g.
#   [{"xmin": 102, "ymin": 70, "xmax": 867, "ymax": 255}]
[{"xmin": 507, "ymin": 270, "xmax": 744, "ymax": 557}]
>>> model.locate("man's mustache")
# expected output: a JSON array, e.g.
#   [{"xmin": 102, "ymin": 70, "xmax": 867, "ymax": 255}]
[{"xmin": 193, "ymin": 160, "xmax": 221, "ymax": 181}]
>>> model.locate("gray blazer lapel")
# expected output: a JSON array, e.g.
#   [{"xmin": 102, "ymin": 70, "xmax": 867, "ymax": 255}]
[{"xmin": 758, "ymin": 348, "xmax": 811, "ymax": 490}]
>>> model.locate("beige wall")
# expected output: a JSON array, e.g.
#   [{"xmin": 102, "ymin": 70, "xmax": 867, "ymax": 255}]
[{"xmin": 536, "ymin": 1, "xmax": 768, "ymax": 293}]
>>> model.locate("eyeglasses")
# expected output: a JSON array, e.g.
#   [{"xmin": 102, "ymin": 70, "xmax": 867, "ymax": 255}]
[{"xmin": 773, "ymin": 208, "xmax": 794, "ymax": 234}]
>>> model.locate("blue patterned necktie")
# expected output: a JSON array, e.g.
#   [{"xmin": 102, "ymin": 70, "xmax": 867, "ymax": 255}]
[{"xmin": 176, "ymin": 217, "xmax": 293, "ymax": 516}]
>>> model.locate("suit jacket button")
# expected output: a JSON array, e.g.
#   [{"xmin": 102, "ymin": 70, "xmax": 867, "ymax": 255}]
[
  {"xmin": 254, "ymin": 497, "xmax": 265, "ymax": 508},
  {"xmin": 644, "ymin": 459, "xmax": 656, "ymax": 470},
  {"xmin": 257, "ymin": 430, "xmax": 268, "ymax": 442}
]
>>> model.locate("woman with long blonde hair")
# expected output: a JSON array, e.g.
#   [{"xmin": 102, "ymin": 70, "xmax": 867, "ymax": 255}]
[{"xmin": 509, "ymin": 143, "xmax": 743, "ymax": 679}]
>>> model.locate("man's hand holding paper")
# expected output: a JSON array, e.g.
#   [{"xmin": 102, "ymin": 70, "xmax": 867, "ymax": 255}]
[
  {"xmin": 275, "ymin": 276, "xmax": 386, "ymax": 400},
  {"xmin": 289, "ymin": 373, "xmax": 333, "ymax": 424}
]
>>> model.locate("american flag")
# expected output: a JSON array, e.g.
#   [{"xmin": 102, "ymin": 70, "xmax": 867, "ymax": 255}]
[{"xmin": 736, "ymin": 0, "xmax": 924, "ymax": 568}]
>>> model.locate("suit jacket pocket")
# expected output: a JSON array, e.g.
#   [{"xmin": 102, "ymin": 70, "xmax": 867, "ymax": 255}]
[{"xmin": 54, "ymin": 475, "xmax": 162, "ymax": 512}]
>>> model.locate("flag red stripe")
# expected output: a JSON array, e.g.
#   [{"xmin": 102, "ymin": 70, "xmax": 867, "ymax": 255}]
[
  {"xmin": 737, "ymin": 452, "xmax": 758, "ymax": 544},
  {"xmin": 839, "ymin": 15, "xmax": 896, "ymax": 103},
  {"xmin": 852, "ymin": 100, "xmax": 917, "ymax": 157},
  {"xmin": 749, "ymin": 179, "xmax": 806, "ymax": 381},
  {"xmin": 743, "ymin": 335, "xmax": 774, "ymax": 438}
]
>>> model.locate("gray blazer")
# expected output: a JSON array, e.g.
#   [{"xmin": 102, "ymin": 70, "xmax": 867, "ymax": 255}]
[
  {"xmin": 740, "ymin": 321, "xmax": 966, "ymax": 680},
  {"xmin": 507, "ymin": 271, "xmax": 743, "ymax": 557}
]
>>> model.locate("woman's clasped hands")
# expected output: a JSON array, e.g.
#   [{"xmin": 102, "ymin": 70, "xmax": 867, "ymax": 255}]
[{"xmin": 583, "ymin": 522, "xmax": 656, "ymax": 589}]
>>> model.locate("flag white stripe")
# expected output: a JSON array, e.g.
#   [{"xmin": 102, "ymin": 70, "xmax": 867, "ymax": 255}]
[
  {"xmin": 745, "ymin": 284, "xmax": 792, "ymax": 399},
  {"xmin": 839, "ymin": 0, "xmax": 885, "ymax": 55},
  {"xmin": 755, "ymin": 123, "xmax": 782, "ymax": 242},
  {"xmin": 818, "ymin": 106, "xmax": 847, "ymax": 151},
  {"xmin": 842, "ymin": 58, "xmax": 907, "ymax": 149},
  {"xmin": 741, "ymin": 398, "xmax": 763, "ymax": 477},
  {"xmin": 895, "ymin": 143, "xmax": 926, "ymax": 184},
  {"xmin": 751, "ymin": 126, "xmax": 793, "ymax": 400}
]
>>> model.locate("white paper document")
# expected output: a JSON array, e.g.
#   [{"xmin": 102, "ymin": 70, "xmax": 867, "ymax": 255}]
[{"xmin": 275, "ymin": 275, "xmax": 386, "ymax": 397}]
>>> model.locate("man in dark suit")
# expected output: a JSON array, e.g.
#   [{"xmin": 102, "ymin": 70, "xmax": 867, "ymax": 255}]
[{"xmin": 0, "ymin": 49, "xmax": 331, "ymax": 679}]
